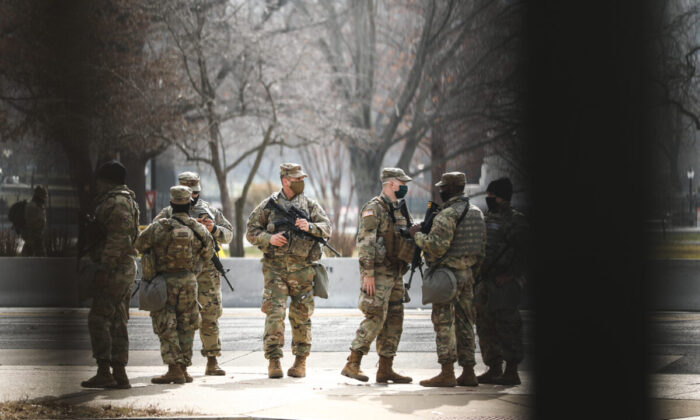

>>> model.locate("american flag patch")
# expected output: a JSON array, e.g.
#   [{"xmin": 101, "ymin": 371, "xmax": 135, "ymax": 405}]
[{"xmin": 362, "ymin": 209, "xmax": 374, "ymax": 217}]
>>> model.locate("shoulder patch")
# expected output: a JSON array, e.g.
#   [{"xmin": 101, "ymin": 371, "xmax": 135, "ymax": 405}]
[{"xmin": 362, "ymin": 209, "xmax": 375, "ymax": 218}]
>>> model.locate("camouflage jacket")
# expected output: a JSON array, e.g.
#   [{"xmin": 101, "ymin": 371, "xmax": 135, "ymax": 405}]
[
  {"xmin": 89, "ymin": 185, "xmax": 140, "ymax": 272},
  {"xmin": 155, "ymin": 199, "xmax": 232, "ymax": 273},
  {"xmin": 22, "ymin": 199, "xmax": 46, "ymax": 242},
  {"xmin": 481, "ymin": 203, "xmax": 529, "ymax": 280},
  {"xmin": 357, "ymin": 193, "xmax": 411, "ymax": 278},
  {"xmin": 415, "ymin": 194, "xmax": 485, "ymax": 271},
  {"xmin": 135, "ymin": 212, "xmax": 214, "ymax": 275},
  {"xmin": 246, "ymin": 189, "xmax": 331, "ymax": 272}
]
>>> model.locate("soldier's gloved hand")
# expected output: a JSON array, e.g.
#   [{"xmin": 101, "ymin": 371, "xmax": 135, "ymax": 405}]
[
  {"xmin": 295, "ymin": 218, "xmax": 309, "ymax": 232},
  {"xmin": 270, "ymin": 233, "xmax": 288, "ymax": 247},
  {"xmin": 198, "ymin": 218, "xmax": 215, "ymax": 232},
  {"xmin": 408, "ymin": 223, "xmax": 421, "ymax": 238},
  {"xmin": 362, "ymin": 276, "xmax": 376, "ymax": 296}
]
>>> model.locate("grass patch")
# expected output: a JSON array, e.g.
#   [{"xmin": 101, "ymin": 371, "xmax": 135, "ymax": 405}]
[
  {"xmin": 244, "ymin": 245, "xmax": 263, "ymax": 258},
  {"xmin": 0, "ymin": 400, "xmax": 197, "ymax": 419},
  {"xmin": 650, "ymin": 242, "xmax": 700, "ymax": 259}
]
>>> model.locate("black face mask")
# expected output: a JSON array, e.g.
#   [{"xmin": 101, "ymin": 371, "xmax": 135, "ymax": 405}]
[
  {"xmin": 486, "ymin": 197, "xmax": 499, "ymax": 212},
  {"xmin": 439, "ymin": 190, "xmax": 452, "ymax": 203},
  {"xmin": 191, "ymin": 195, "xmax": 199, "ymax": 206}
]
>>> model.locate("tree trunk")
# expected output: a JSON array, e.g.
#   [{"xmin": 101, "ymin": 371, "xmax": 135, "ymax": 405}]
[
  {"xmin": 349, "ymin": 145, "xmax": 383, "ymax": 210},
  {"xmin": 430, "ymin": 121, "xmax": 447, "ymax": 202}
]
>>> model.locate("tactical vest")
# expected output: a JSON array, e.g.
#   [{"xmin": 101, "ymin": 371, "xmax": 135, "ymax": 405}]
[
  {"xmin": 155, "ymin": 216, "xmax": 201, "ymax": 273},
  {"xmin": 265, "ymin": 194, "xmax": 320, "ymax": 260},
  {"xmin": 376, "ymin": 198, "xmax": 415, "ymax": 265},
  {"xmin": 445, "ymin": 198, "xmax": 485, "ymax": 258}
]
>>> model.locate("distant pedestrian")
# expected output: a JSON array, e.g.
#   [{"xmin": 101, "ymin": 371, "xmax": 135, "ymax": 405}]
[{"xmin": 20, "ymin": 185, "xmax": 47, "ymax": 256}]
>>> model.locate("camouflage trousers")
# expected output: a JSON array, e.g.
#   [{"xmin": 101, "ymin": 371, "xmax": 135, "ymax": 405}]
[
  {"xmin": 197, "ymin": 269, "xmax": 223, "ymax": 357},
  {"xmin": 431, "ymin": 268, "xmax": 476, "ymax": 366},
  {"xmin": 150, "ymin": 271, "xmax": 200, "ymax": 366},
  {"xmin": 88, "ymin": 259, "xmax": 134, "ymax": 364},
  {"xmin": 350, "ymin": 265, "xmax": 405, "ymax": 357},
  {"xmin": 261, "ymin": 260, "xmax": 315, "ymax": 359},
  {"xmin": 475, "ymin": 277, "xmax": 524, "ymax": 366}
]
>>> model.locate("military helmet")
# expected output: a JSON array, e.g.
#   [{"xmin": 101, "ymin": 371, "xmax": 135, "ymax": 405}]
[
  {"xmin": 170, "ymin": 185, "xmax": 192, "ymax": 205},
  {"xmin": 178, "ymin": 171, "xmax": 201, "ymax": 192}
]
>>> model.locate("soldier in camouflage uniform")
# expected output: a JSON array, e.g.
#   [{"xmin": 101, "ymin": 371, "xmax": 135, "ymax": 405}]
[
  {"xmin": 341, "ymin": 168, "xmax": 414, "ymax": 384},
  {"xmin": 81, "ymin": 161, "xmax": 140, "ymax": 389},
  {"xmin": 475, "ymin": 177, "xmax": 529, "ymax": 386},
  {"xmin": 154, "ymin": 171, "xmax": 233, "ymax": 376},
  {"xmin": 136, "ymin": 186, "xmax": 215, "ymax": 384},
  {"xmin": 20, "ymin": 185, "xmax": 47, "ymax": 256},
  {"xmin": 409, "ymin": 172, "xmax": 486, "ymax": 387},
  {"xmin": 246, "ymin": 163, "xmax": 331, "ymax": 379}
]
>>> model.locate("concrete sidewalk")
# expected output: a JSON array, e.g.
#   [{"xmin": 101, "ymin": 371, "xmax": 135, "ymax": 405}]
[{"xmin": 0, "ymin": 351, "xmax": 533, "ymax": 419}]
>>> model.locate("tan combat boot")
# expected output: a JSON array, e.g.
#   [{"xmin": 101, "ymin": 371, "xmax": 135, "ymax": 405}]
[
  {"xmin": 205, "ymin": 356, "xmax": 226, "ymax": 376},
  {"xmin": 107, "ymin": 361, "xmax": 131, "ymax": 389},
  {"xmin": 151, "ymin": 364, "xmax": 186, "ymax": 384},
  {"xmin": 494, "ymin": 361, "xmax": 521, "ymax": 386},
  {"xmin": 419, "ymin": 363, "xmax": 457, "ymax": 387},
  {"xmin": 81, "ymin": 360, "xmax": 117, "ymax": 388},
  {"xmin": 180, "ymin": 363, "xmax": 193, "ymax": 383},
  {"xmin": 287, "ymin": 355, "xmax": 307, "ymax": 378},
  {"xmin": 476, "ymin": 362, "xmax": 503, "ymax": 384},
  {"xmin": 340, "ymin": 350, "xmax": 369, "ymax": 382},
  {"xmin": 376, "ymin": 355, "xmax": 412, "ymax": 384},
  {"xmin": 456, "ymin": 364, "xmax": 478, "ymax": 387},
  {"xmin": 268, "ymin": 358, "xmax": 283, "ymax": 378}
]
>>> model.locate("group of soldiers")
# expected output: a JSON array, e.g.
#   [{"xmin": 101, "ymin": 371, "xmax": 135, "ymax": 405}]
[{"xmin": 79, "ymin": 159, "xmax": 527, "ymax": 389}]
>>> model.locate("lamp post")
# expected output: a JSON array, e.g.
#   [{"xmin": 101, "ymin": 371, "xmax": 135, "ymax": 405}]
[{"xmin": 688, "ymin": 168, "xmax": 695, "ymax": 226}]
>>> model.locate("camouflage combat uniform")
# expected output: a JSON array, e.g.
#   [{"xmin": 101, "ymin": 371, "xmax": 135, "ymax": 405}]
[
  {"xmin": 475, "ymin": 202, "xmax": 529, "ymax": 368},
  {"xmin": 155, "ymin": 199, "xmax": 232, "ymax": 358},
  {"xmin": 21, "ymin": 198, "xmax": 47, "ymax": 256},
  {"xmin": 246, "ymin": 185, "xmax": 331, "ymax": 361},
  {"xmin": 415, "ymin": 195, "xmax": 485, "ymax": 368},
  {"xmin": 350, "ymin": 192, "xmax": 412, "ymax": 357},
  {"xmin": 88, "ymin": 184, "xmax": 140, "ymax": 366},
  {"xmin": 136, "ymin": 191, "xmax": 214, "ymax": 367}
]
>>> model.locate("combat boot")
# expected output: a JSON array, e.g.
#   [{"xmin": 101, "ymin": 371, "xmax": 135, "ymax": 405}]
[
  {"xmin": 341, "ymin": 350, "xmax": 369, "ymax": 382},
  {"xmin": 376, "ymin": 355, "xmax": 412, "ymax": 384},
  {"xmin": 151, "ymin": 364, "xmax": 186, "ymax": 384},
  {"xmin": 476, "ymin": 362, "xmax": 503, "ymax": 384},
  {"xmin": 287, "ymin": 355, "xmax": 307, "ymax": 378},
  {"xmin": 456, "ymin": 364, "xmax": 478, "ymax": 387},
  {"xmin": 494, "ymin": 361, "xmax": 521, "ymax": 386},
  {"xmin": 81, "ymin": 360, "xmax": 117, "ymax": 388},
  {"xmin": 180, "ymin": 364, "xmax": 193, "ymax": 383},
  {"xmin": 205, "ymin": 356, "xmax": 225, "ymax": 376},
  {"xmin": 419, "ymin": 363, "xmax": 457, "ymax": 387},
  {"xmin": 107, "ymin": 361, "xmax": 131, "ymax": 389},
  {"xmin": 268, "ymin": 358, "xmax": 283, "ymax": 379}
]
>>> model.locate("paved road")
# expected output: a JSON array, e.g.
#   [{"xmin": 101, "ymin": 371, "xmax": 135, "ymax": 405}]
[
  {"xmin": 651, "ymin": 312, "xmax": 700, "ymax": 374},
  {"xmin": 0, "ymin": 308, "xmax": 533, "ymax": 363}
]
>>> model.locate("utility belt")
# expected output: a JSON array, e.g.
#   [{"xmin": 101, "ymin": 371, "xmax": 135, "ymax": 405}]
[{"xmin": 266, "ymin": 229, "xmax": 321, "ymax": 261}]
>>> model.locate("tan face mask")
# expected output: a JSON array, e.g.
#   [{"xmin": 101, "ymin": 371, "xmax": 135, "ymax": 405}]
[{"xmin": 290, "ymin": 180, "xmax": 305, "ymax": 195}]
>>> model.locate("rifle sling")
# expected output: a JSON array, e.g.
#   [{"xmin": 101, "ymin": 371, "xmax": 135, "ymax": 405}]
[{"xmin": 172, "ymin": 216, "xmax": 206, "ymax": 254}]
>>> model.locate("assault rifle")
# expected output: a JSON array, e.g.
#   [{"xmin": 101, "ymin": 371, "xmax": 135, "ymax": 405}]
[
  {"xmin": 264, "ymin": 198, "xmax": 341, "ymax": 257},
  {"xmin": 400, "ymin": 201, "xmax": 440, "ymax": 302},
  {"xmin": 196, "ymin": 209, "xmax": 235, "ymax": 292}
]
